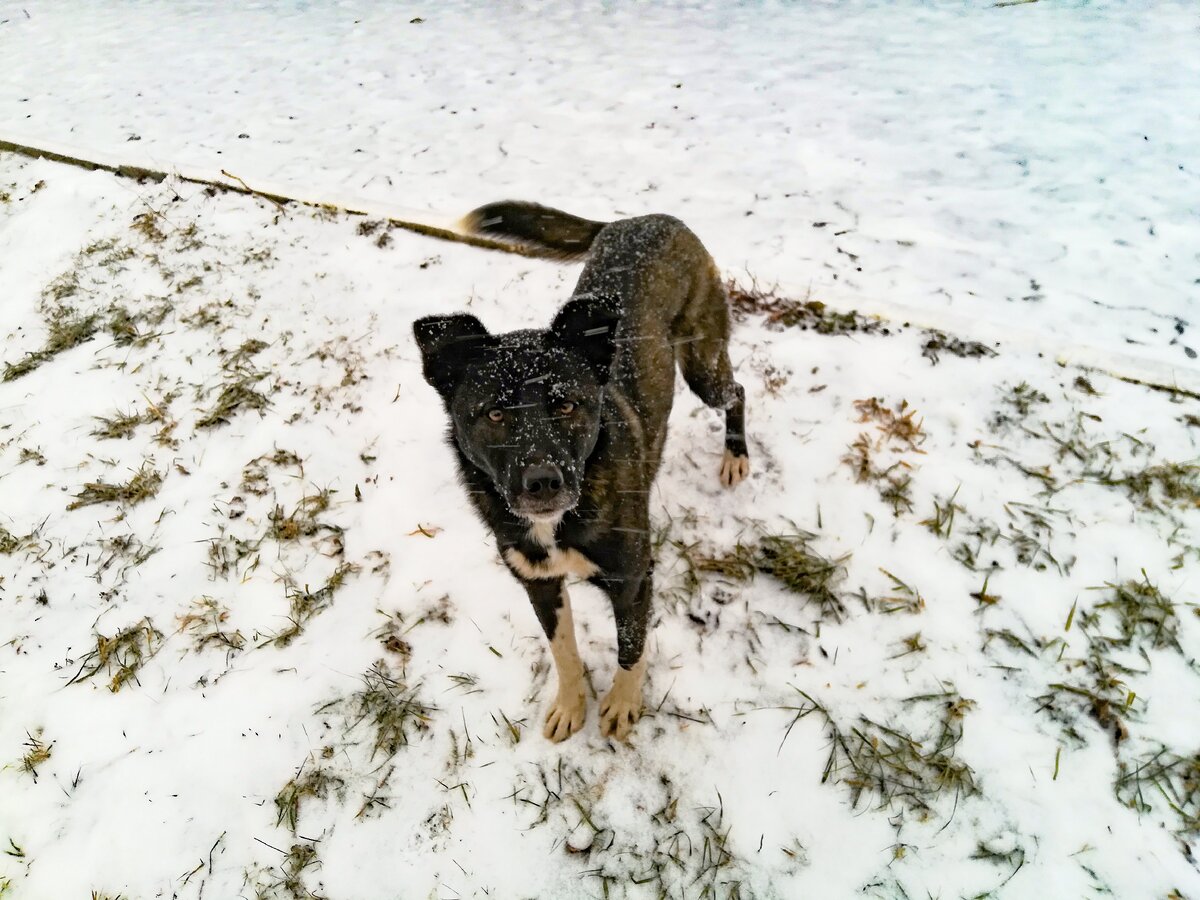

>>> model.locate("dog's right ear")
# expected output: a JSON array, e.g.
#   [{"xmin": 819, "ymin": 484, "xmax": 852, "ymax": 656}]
[{"xmin": 413, "ymin": 314, "xmax": 493, "ymax": 398}]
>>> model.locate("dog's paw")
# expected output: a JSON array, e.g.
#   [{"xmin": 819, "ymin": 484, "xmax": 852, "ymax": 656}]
[
  {"xmin": 719, "ymin": 450, "xmax": 750, "ymax": 488},
  {"xmin": 599, "ymin": 682, "xmax": 643, "ymax": 742},
  {"xmin": 544, "ymin": 688, "xmax": 587, "ymax": 742}
]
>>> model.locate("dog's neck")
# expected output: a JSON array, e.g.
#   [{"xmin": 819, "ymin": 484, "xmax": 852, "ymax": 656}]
[{"xmin": 523, "ymin": 513, "xmax": 563, "ymax": 549}]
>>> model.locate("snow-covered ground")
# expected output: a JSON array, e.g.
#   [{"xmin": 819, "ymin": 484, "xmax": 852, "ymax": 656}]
[
  {"xmin": 4, "ymin": 1, "xmax": 1200, "ymax": 375},
  {"xmin": 2, "ymin": 3, "xmax": 1199, "ymax": 899}
]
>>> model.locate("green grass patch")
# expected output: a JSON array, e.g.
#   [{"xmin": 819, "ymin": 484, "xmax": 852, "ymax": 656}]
[
  {"xmin": 1116, "ymin": 744, "xmax": 1200, "ymax": 837},
  {"xmin": 1088, "ymin": 573, "xmax": 1180, "ymax": 653}
]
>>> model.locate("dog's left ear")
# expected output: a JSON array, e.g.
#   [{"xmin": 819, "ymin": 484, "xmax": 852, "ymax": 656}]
[
  {"xmin": 550, "ymin": 299, "xmax": 619, "ymax": 385},
  {"xmin": 413, "ymin": 313, "xmax": 494, "ymax": 398}
]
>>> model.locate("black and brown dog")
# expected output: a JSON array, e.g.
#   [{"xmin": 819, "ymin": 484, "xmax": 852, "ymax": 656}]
[{"xmin": 413, "ymin": 201, "xmax": 749, "ymax": 741}]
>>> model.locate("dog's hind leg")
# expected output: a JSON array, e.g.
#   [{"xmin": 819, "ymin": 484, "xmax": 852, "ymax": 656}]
[
  {"xmin": 524, "ymin": 578, "xmax": 588, "ymax": 742},
  {"xmin": 676, "ymin": 277, "xmax": 750, "ymax": 488}
]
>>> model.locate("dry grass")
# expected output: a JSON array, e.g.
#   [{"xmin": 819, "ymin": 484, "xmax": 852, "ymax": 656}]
[
  {"xmin": 131, "ymin": 211, "xmax": 167, "ymax": 243},
  {"xmin": 205, "ymin": 526, "xmax": 263, "ymax": 580},
  {"xmin": 268, "ymin": 488, "xmax": 338, "ymax": 543},
  {"xmin": 921, "ymin": 329, "xmax": 997, "ymax": 365},
  {"xmin": 316, "ymin": 661, "xmax": 434, "ymax": 760},
  {"xmin": 177, "ymin": 597, "xmax": 245, "ymax": 653},
  {"xmin": 990, "ymin": 381, "xmax": 1051, "ymax": 431},
  {"xmin": 249, "ymin": 842, "xmax": 322, "ymax": 900},
  {"xmin": 781, "ymin": 689, "xmax": 978, "ymax": 821},
  {"xmin": 863, "ymin": 569, "xmax": 926, "ymax": 615},
  {"xmin": 67, "ymin": 464, "xmax": 163, "ymax": 510},
  {"xmin": 196, "ymin": 339, "xmax": 273, "ymax": 429},
  {"xmin": 2, "ymin": 305, "xmax": 102, "ymax": 381},
  {"xmin": 755, "ymin": 532, "xmax": 850, "ymax": 622},
  {"xmin": 667, "ymin": 526, "xmax": 850, "ymax": 622},
  {"xmin": 726, "ymin": 278, "xmax": 884, "ymax": 336},
  {"xmin": 1036, "ymin": 575, "xmax": 1177, "ymax": 748},
  {"xmin": 67, "ymin": 619, "xmax": 163, "ymax": 692},
  {"xmin": 93, "ymin": 532, "xmax": 160, "ymax": 588},
  {"xmin": 843, "ymin": 398, "xmax": 926, "ymax": 516},
  {"xmin": 269, "ymin": 562, "xmax": 359, "ymax": 647},
  {"xmin": 242, "ymin": 449, "xmax": 303, "ymax": 496},
  {"xmin": 195, "ymin": 376, "xmax": 270, "ymax": 429},
  {"xmin": 920, "ymin": 487, "xmax": 964, "ymax": 539},
  {"xmin": 107, "ymin": 302, "xmax": 172, "ymax": 348},
  {"xmin": 1105, "ymin": 461, "xmax": 1200, "ymax": 514},
  {"xmin": 274, "ymin": 764, "xmax": 346, "ymax": 832},
  {"xmin": 517, "ymin": 764, "xmax": 751, "ymax": 898},
  {"xmin": 20, "ymin": 730, "xmax": 53, "ymax": 779},
  {"xmin": 90, "ymin": 405, "xmax": 165, "ymax": 441},
  {"xmin": 0, "ymin": 524, "xmax": 34, "ymax": 555}
]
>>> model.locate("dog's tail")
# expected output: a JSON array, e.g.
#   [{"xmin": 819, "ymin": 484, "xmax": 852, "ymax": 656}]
[{"xmin": 460, "ymin": 201, "xmax": 608, "ymax": 260}]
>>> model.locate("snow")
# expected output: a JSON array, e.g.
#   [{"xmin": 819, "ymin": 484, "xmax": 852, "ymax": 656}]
[
  {"xmin": 4, "ymin": 1, "xmax": 1200, "ymax": 374},
  {"xmin": 2, "ymin": 3, "xmax": 1200, "ymax": 899}
]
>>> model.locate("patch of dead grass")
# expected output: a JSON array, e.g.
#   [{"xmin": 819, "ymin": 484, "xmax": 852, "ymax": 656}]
[
  {"xmin": 67, "ymin": 618, "xmax": 163, "ymax": 692},
  {"xmin": 67, "ymin": 464, "xmax": 163, "ymax": 510},
  {"xmin": 316, "ymin": 661, "xmax": 434, "ymax": 760}
]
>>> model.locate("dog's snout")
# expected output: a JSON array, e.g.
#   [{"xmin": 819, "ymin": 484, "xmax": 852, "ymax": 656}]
[{"xmin": 522, "ymin": 463, "xmax": 564, "ymax": 497}]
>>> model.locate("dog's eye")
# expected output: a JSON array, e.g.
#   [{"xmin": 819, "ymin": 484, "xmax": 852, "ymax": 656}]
[
  {"xmin": 558, "ymin": 401, "xmax": 576, "ymax": 415},
  {"xmin": 487, "ymin": 409, "xmax": 505, "ymax": 423}
]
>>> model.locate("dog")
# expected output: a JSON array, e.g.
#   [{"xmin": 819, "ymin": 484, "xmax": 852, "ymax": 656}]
[{"xmin": 412, "ymin": 201, "xmax": 749, "ymax": 741}]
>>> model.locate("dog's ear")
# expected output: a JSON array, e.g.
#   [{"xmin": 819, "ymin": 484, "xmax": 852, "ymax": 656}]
[
  {"xmin": 413, "ymin": 314, "xmax": 493, "ymax": 397},
  {"xmin": 550, "ymin": 299, "xmax": 619, "ymax": 385}
]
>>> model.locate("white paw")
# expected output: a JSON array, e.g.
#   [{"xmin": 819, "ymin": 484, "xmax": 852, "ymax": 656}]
[
  {"xmin": 720, "ymin": 449, "xmax": 750, "ymax": 488},
  {"xmin": 544, "ymin": 688, "xmax": 587, "ymax": 742},
  {"xmin": 599, "ymin": 684, "xmax": 643, "ymax": 741}
]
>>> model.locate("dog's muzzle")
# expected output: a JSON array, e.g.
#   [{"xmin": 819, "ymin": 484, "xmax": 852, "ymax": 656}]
[{"xmin": 513, "ymin": 462, "xmax": 577, "ymax": 518}]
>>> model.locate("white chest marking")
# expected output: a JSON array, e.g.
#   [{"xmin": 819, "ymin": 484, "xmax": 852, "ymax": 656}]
[{"xmin": 505, "ymin": 518, "xmax": 600, "ymax": 581}]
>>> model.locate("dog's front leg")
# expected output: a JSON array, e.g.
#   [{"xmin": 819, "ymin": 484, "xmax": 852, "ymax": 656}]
[
  {"xmin": 523, "ymin": 577, "xmax": 588, "ymax": 742},
  {"xmin": 598, "ymin": 573, "xmax": 652, "ymax": 741}
]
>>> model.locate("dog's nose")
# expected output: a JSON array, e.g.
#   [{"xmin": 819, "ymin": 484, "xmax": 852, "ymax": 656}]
[{"xmin": 522, "ymin": 463, "xmax": 563, "ymax": 498}]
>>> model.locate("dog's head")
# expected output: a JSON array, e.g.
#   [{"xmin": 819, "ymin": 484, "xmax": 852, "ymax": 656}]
[{"xmin": 413, "ymin": 299, "xmax": 618, "ymax": 521}]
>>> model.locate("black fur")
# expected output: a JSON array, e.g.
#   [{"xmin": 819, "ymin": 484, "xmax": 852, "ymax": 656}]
[{"xmin": 414, "ymin": 201, "xmax": 750, "ymax": 739}]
